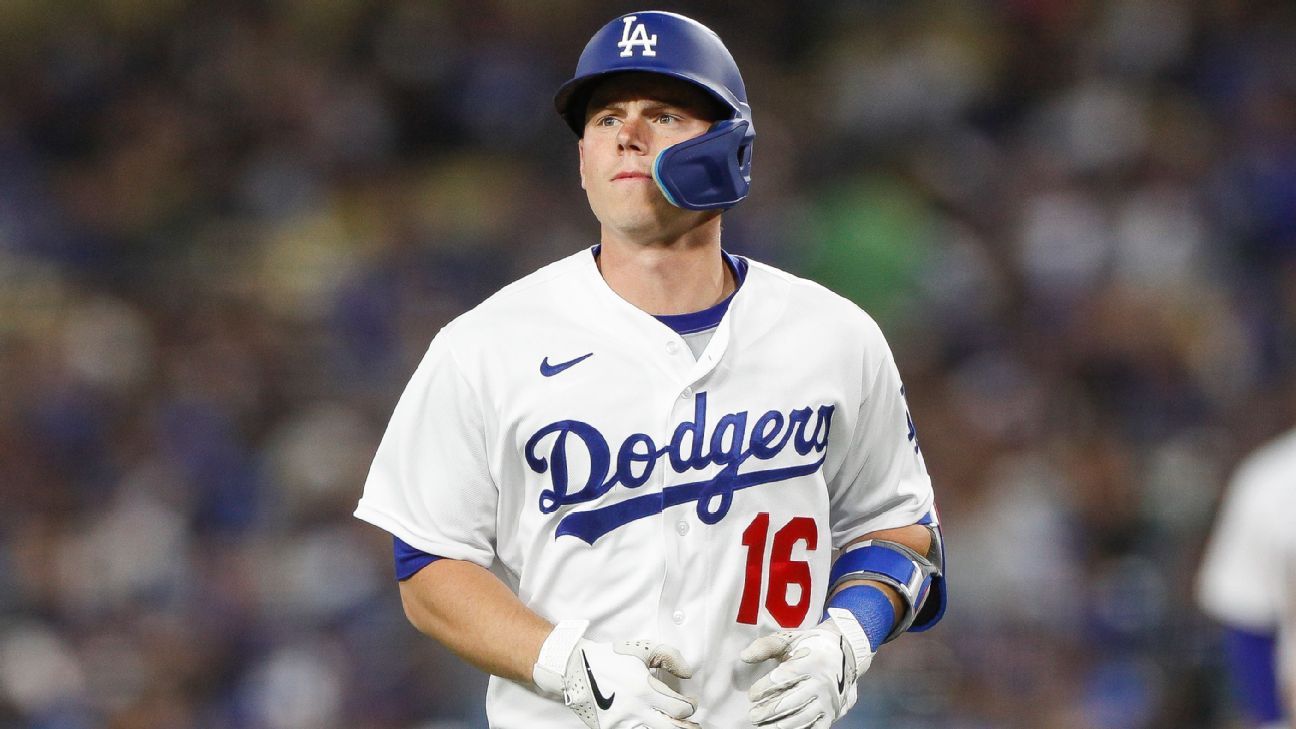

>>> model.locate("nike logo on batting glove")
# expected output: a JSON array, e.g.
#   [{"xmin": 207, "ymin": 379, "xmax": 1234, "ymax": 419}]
[
  {"xmin": 581, "ymin": 650, "xmax": 615, "ymax": 710},
  {"xmin": 563, "ymin": 639, "xmax": 699, "ymax": 729}
]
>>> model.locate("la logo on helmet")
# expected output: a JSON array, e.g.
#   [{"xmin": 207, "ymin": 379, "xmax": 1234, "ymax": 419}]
[{"xmin": 618, "ymin": 16, "xmax": 658, "ymax": 57}]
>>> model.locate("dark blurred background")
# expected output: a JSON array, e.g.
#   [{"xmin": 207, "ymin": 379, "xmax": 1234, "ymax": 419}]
[{"xmin": 2, "ymin": 1, "xmax": 1295, "ymax": 727}]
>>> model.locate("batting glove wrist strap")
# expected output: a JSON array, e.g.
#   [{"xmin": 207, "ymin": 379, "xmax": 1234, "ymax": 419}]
[
  {"xmin": 533, "ymin": 619, "xmax": 589, "ymax": 697},
  {"xmin": 826, "ymin": 606, "xmax": 877, "ymax": 675}
]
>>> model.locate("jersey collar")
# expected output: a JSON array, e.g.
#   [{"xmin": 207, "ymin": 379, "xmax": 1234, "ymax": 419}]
[{"xmin": 589, "ymin": 245, "xmax": 749, "ymax": 336}]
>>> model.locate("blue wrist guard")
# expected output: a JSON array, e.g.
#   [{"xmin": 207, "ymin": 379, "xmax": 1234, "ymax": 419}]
[{"xmin": 826, "ymin": 584, "xmax": 895, "ymax": 651}]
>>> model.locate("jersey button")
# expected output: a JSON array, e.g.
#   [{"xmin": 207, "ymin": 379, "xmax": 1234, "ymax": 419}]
[
  {"xmin": 672, "ymin": 610, "xmax": 685, "ymax": 625},
  {"xmin": 665, "ymin": 341, "xmax": 679, "ymax": 355},
  {"xmin": 676, "ymin": 521, "xmax": 689, "ymax": 536},
  {"xmin": 681, "ymin": 387, "xmax": 693, "ymax": 399}
]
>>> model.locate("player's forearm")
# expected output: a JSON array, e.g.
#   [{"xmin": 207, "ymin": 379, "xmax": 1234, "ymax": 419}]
[
  {"xmin": 825, "ymin": 522, "xmax": 937, "ymax": 652},
  {"xmin": 398, "ymin": 558, "xmax": 553, "ymax": 684}
]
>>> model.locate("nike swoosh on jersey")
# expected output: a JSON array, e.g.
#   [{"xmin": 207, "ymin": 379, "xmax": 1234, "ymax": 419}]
[
  {"xmin": 540, "ymin": 352, "xmax": 594, "ymax": 377},
  {"xmin": 581, "ymin": 650, "xmax": 615, "ymax": 710}
]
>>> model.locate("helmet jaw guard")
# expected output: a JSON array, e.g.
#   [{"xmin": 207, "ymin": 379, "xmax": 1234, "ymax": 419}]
[
  {"xmin": 652, "ymin": 119, "xmax": 753, "ymax": 211},
  {"xmin": 555, "ymin": 11, "xmax": 755, "ymax": 211}
]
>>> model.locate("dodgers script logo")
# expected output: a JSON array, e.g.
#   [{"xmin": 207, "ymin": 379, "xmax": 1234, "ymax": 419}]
[
  {"xmin": 618, "ymin": 16, "xmax": 658, "ymax": 57},
  {"xmin": 525, "ymin": 392, "xmax": 834, "ymax": 544}
]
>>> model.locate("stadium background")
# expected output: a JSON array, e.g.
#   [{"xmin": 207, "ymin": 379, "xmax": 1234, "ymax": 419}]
[{"xmin": 1, "ymin": 1, "xmax": 1294, "ymax": 727}]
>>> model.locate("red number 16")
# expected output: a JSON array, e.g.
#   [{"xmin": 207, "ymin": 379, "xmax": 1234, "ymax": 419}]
[{"xmin": 737, "ymin": 513, "xmax": 818, "ymax": 627}]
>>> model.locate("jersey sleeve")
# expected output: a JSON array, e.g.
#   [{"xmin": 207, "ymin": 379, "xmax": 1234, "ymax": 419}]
[
  {"xmin": 1197, "ymin": 457, "xmax": 1286, "ymax": 631},
  {"xmin": 354, "ymin": 327, "xmax": 499, "ymax": 568},
  {"xmin": 827, "ymin": 324, "xmax": 935, "ymax": 548}
]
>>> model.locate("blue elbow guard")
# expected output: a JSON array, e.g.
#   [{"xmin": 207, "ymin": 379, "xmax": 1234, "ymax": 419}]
[
  {"xmin": 829, "ymin": 522, "xmax": 946, "ymax": 642},
  {"xmin": 911, "ymin": 521, "xmax": 947, "ymax": 633}
]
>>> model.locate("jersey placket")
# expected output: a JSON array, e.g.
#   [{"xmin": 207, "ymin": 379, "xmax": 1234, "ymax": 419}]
[{"xmin": 655, "ymin": 312, "xmax": 733, "ymax": 663}]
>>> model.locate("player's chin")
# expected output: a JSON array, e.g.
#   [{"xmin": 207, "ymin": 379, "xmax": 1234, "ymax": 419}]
[
  {"xmin": 602, "ymin": 203, "xmax": 670, "ymax": 231},
  {"xmin": 592, "ymin": 194, "xmax": 652, "ymax": 221}
]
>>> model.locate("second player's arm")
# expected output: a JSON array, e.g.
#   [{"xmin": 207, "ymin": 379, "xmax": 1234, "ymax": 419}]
[{"xmin": 398, "ymin": 558, "xmax": 552, "ymax": 684}]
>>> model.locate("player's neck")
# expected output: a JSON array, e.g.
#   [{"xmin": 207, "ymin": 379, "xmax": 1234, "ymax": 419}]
[{"xmin": 596, "ymin": 220, "xmax": 734, "ymax": 317}]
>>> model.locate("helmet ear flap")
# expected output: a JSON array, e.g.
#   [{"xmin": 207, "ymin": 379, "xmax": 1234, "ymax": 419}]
[{"xmin": 652, "ymin": 119, "xmax": 753, "ymax": 211}]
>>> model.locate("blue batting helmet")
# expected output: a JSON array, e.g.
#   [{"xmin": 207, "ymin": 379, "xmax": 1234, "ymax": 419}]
[{"xmin": 554, "ymin": 11, "xmax": 755, "ymax": 211}]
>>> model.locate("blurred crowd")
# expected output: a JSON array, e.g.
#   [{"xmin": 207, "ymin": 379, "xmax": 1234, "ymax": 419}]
[{"xmin": 2, "ymin": 1, "xmax": 1295, "ymax": 727}]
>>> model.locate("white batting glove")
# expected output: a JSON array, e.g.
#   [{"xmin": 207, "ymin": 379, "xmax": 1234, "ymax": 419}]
[
  {"xmin": 739, "ymin": 610, "xmax": 876, "ymax": 729},
  {"xmin": 534, "ymin": 620, "xmax": 700, "ymax": 729}
]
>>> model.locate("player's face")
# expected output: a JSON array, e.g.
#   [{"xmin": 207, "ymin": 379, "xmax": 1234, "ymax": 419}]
[{"xmin": 578, "ymin": 73, "xmax": 724, "ymax": 244}]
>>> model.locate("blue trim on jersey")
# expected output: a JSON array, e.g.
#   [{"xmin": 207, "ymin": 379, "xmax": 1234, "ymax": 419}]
[
  {"xmin": 393, "ymin": 536, "xmax": 441, "ymax": 581},
  {"xmin": 1223, "ymin": 626, "xmax": 1282, "ymax": 723},
  {"xmin": 826, "ymin": 584, "xmax": 895, "ymax": 651},
  {"xmin": 725, "ymin": 251, "xmax": 750, "ymax": 285},
  {"xmin": 655, "ymin": 295, "xmax": 734, "ymax": 334},
  {"xmin": 589, "ymin": 246, "xmax": 749, "ymax": 335},
  {"xmin": 653, "ymin": 253, "xmax": 747, "ymax": 334}
]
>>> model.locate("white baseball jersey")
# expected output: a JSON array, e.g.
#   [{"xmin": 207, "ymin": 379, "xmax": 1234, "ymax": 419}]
[
  {"xmin": 355, "ymin": 246, "xmax": 935, "ymax": 728},
  {"xmin": 1197, "ymin": 428, "xmax": 1296, "ymax": 702}
]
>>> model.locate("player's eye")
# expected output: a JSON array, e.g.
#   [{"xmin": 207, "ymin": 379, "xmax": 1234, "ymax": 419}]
[
  {"xmin": 595, "ymin": 114, "xmax": 620, "ymax": 127},
  {"xmin": 656, "ymin": 113, "xmax": 680, "ymax": 124}
]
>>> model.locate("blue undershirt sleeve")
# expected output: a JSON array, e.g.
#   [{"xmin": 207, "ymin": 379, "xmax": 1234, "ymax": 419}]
[
  {"xmin": 393, "ymin": 536, "xmax": 442, "ymax": 581},
  {"xmin": 1222, "ymin": 625, "xmax": 1282, "ymax": 724}
]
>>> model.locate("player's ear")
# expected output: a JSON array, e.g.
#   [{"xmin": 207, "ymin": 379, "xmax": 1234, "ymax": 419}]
[{"xmin": 577, "ymin": 138, "xmax": 587, "ymax": 190}]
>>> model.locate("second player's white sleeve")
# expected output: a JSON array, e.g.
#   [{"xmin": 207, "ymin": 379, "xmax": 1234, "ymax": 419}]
[
  {"xmin": 354, "ymin": 326, "xmax": 499, "ymax": 568},
  {"xmin": 827, "ymin": 325, "xmax": 935, "ymax": 548},
  {"xmin": 1197, "ymin": 456, "xmax": 1287, "ymax": 631}
]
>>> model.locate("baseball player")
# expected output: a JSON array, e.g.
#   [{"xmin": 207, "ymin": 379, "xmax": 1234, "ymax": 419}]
[
  {"xmin": 355, "ymin": 11, "xmax": 946, "ymax": 729},
  {"xmin": 1197, "ymin": 428, "xmax": 1296, "ymax": 729}
]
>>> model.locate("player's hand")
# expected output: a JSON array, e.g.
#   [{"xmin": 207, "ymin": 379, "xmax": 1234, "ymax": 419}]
[
  {"xmin": 739, "ymin": 618, "xmax": 874, "ymax": 729},
  {"xmin": 560, "ymin": 638, "xmax": 700, "ymax": 729}
]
